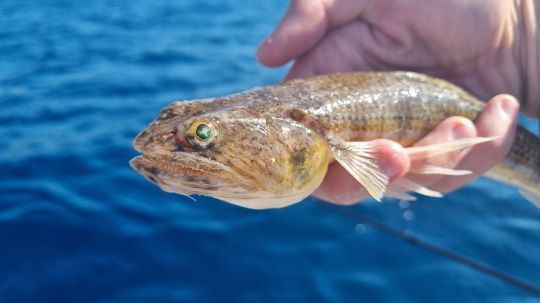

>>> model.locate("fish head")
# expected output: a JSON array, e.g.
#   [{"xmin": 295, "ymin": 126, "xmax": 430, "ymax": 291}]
[{"xmin": 130, "ymin": 100, "xmax": 329, "ymax": 209}]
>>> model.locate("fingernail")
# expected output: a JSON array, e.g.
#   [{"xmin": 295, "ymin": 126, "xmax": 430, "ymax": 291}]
[
  {"xmin": 499, "ymin": 97, "xmax": 518, "ymax": 121},
  {"xmin": 260, "ymin": 34, "xmax": 273, "ymax": 46},
  {"xmin": 452, "ymin": 123, "xmax": 472, "ymax": 139}
]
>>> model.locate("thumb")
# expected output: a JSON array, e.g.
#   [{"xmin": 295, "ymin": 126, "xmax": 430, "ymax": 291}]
[{"xmin": 257, "ymin": 0, "xmax": 371, "ymax": 67}]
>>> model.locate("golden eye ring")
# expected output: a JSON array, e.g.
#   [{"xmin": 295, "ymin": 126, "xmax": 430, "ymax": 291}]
[{"xmin": 188, "ymin": 120, "xmax": 218, "ymax": 147}]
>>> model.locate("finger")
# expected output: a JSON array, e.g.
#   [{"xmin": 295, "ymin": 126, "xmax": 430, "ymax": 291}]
[
  {"xmin": 257, "ymin": 0, "xmax": 371, "ymax": 67},
  {"xmin": 283, "ymin": 18, "xmax": 399, "ymax": 80},
  {"xmin": 429, "ymin": 94, "xmax": 519, "ymax": 192},
  {"xmin": 257, "ymin": 0, "xmax": 328, "ymax": 67},
  {"xmin": 312, "ymin": 139, "xmax": 409, "ymax": 205},
  {"xmin": 407, "ymin": 116, "xmax": 477, "ymax": 188},
  {"xmin": 283, "ymin": 22, "xmax": 366, "ymax": 80},
  {"xmin": 284, "ymin": 56, "xmax": 318, "ymax": 80}
]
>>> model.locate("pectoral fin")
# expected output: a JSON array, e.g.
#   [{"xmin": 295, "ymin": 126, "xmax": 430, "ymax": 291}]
[{"xmin": 331, "ymin": 141, "xmax": 389, "ymax": 201}]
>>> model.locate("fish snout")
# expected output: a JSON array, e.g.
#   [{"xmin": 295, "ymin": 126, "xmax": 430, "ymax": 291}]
[{"xmin": 132, "ymin": 128, "xmax": 155, "ymax": 153}]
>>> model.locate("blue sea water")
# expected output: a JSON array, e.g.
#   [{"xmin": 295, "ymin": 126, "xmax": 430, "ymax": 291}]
[{"xmin": 1, "ymin": 0, "xmax": 540, "ymax": 302}]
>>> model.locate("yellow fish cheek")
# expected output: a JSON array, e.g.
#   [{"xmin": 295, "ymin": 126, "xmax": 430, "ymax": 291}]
[{"xmin": 286, "ymin": 138, "xmax": 329, "ymax": 197}]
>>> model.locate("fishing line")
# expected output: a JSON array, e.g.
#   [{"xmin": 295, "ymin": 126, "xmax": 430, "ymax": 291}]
[{"xmin": 317, "ymin": 201, "xmax": 540, "ymax": 297}]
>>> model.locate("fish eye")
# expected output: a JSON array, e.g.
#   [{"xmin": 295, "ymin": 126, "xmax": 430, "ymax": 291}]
[
  {"xmin": 188, "ymin": 120, "xmax": 218, "ymax": 147},
  {"xmin": 195, "ymin": 123, "xmax": 212, "ymax": 141}
]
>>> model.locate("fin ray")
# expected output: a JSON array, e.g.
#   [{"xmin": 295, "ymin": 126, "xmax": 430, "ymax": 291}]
[
  {"xmin": 331, "ymin": 141, "xmax": 389, "ymax": 201},
  {"xmin": 406, "ymin": 136, "xmax": 500, "ymax": 160},
  {"xmin": 410, "ymin": 164, "xmax": 471, "ymax": 176},
  {"xmin": 391, "ymin": 178, "xmax": 443, "ymax": 198},
  {"xmin": 385, "ymin": 188, "xmax": 417, "ymax": 201}
]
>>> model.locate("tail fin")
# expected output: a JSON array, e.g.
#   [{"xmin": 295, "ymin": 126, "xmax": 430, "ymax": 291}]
[
  {"xmin": 519, "ymin": 189, "xmax": 540, "ymax": 208},
  {"xmin": 485, "ymin": 125, "xmax": 540, "ymax": 208}
]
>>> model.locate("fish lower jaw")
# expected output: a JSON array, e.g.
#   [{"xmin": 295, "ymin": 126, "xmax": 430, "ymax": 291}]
[{"xmin": 131, "ymin": 153, "xmax": 213, "ymax": 177}]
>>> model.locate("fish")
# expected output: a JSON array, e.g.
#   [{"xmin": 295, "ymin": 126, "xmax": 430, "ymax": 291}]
[{"xmin": 130, "ymin": 71, "xmax": 540, "ymax": 209}]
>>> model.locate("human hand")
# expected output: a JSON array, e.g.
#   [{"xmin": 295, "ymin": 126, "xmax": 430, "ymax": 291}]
[
  {"xmin": 257, "ymin": 0, "xmax": 523, "ymax": 204},
  {"xmin": 258, "ymin": 0, "xmax": 538, "ymax": 116}
]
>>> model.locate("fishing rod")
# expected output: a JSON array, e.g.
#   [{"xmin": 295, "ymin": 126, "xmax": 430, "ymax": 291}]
[{"xmin": 317, "ymin": 201, "xmax": 540, "ymax": 297}]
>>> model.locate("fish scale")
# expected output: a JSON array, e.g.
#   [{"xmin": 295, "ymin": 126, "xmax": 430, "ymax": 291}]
[{"xmin": 277, "ymin": 72, "xmax": 539, "ymax": 203}]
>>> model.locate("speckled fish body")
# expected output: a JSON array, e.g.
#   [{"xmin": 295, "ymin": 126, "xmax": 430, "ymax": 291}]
[{"xmin": 131, "ymin": 72, "xmax": 540, "ymax": 209}]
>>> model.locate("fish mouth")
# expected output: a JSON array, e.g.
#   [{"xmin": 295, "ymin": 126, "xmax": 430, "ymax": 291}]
[
  {"xmin": 130, "ymin": 151, "xmax": 253, "ymax": 192},
  {"xmin": 130, "ymin": 153, "xmax": 232, "ymax": 179},
  {"xmin": 130, "ymin": 155, "xmax": 204, "ymax": 179}
]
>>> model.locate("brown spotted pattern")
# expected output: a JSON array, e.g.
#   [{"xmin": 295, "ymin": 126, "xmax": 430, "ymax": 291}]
[{"xmin": 131, "ymin": 71, "xmax": 540, "ymax": 208}]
